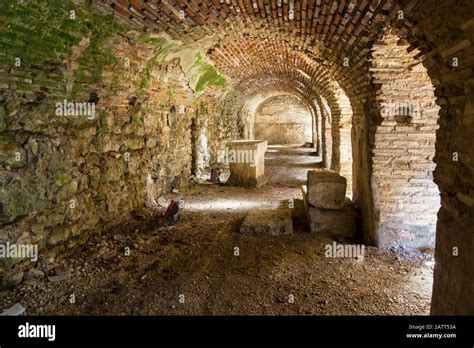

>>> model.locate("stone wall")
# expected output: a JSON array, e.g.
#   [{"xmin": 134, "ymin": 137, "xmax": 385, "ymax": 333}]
[
  {"xmin": 399, "ymin": 0, "xmax": 474, "ymax": 315},
  {"xmin": 315, "ymin": 96, "xmax": 333, "ymax": 170},
  {"xmin": 254, "ymin": 95, "xmax": 312, "ymax": 145},
  {"xmin": 1, "ymin": 0, "xmax": 473, "ymax": 314},
  {"xmin": 0, "ymin": 0, "xmax": 241, "ymax": 277},
  {"xmin": 336, "ymin": 90, "xmax": 354, "ymax": 194}
]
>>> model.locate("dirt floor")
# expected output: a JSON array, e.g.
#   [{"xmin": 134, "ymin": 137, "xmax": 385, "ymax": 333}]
[{"xmin": 0, "ymin": 145, "xmax": 434, "ymax": 315}]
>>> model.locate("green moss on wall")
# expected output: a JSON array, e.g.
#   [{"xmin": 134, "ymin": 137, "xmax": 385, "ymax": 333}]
[{"xmin": 190, "ymin": 52, "xmax": 226, "ymax": 92}]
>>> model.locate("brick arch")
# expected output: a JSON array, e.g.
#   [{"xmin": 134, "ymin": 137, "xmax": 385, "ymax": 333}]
[
  {"xmin": 98, "ymin": 0, "xmax": 474, "ymax": 313},
  {"xmin": 94, "ymin": 1, "xmax": 398, "ymax": 203}
]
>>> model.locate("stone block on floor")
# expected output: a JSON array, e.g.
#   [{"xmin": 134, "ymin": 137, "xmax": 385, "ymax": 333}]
[
  {"xmin": 302, "ymin": 185, "xmax": 357, "ymax": 241},
  {"xmin": 239, "ymin": 208, "xmax": 293, "ymax": 236},
  {"xmin": 307, "ymin": 169, "xmax": 347, "ymax": 209}
]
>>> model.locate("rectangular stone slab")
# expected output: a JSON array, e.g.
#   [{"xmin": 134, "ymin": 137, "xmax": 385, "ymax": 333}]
[
  {"xmin": 239, "ymin": 208, "xmax": 293, "ymax": 236},
  {"xmin": 302, "ymin": 185, "xmax": 357, "ymax": 241},
  {"xmin": 307, "ymin": 169, "xmax": 347, "ymax": 209}
]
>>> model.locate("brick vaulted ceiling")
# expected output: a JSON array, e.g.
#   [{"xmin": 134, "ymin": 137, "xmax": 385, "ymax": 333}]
[{"xmin": 94, "ymin": 0, "xmax": 422, "ymax": 101}]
